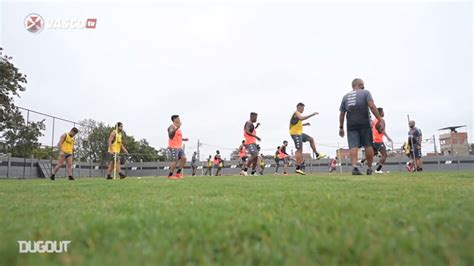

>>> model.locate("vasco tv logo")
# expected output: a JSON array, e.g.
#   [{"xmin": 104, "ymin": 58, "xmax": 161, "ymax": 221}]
[
  {"xmin": 24, "ymin": 14, "xmax": 44, "ymax": 33},
  {"xmin": 24, "ymin": 13, "xmax": 97, "ymax": 33},
  {"xmin": 18, "ymin": 240, "xmax": 71, "ymax": 253}
]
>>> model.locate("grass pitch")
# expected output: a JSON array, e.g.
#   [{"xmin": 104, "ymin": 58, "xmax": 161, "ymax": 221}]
[{"xmin": 0, "ymin": 172, "xmax": 473, "ymax": 266}]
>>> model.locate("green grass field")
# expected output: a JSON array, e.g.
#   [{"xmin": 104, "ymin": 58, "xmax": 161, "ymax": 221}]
[{"xmin": 0, "ymin": 172, "xmax": 473, "ymax": 266}]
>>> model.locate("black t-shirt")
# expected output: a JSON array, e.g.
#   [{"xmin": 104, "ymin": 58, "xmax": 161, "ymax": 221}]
[
  {"xmin": 409, "ymin": 127, "xmax": 422, "ymax": 145},
  {"xmin": 340, "ymin": 89, "xmax": 374, "ymax": 130}
]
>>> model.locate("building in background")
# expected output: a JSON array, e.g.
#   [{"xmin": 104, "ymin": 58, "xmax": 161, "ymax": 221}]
[{"xmin": 438, "ymin": 126, "xmax": 470, "ymax": 156}]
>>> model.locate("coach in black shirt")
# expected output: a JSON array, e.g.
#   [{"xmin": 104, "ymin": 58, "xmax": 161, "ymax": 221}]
[{"xmin": 339, "ymin": 78, "xmax": 385, "ymax": 175}]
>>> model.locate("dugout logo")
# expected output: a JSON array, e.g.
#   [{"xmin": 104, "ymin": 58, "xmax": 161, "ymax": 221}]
[
  {"xmin": 18, "ymin": 240, "xmax": 71, "ymax": 253},
  {"xmin": 24, "ymin": 13, "xmax": 97, "ymax": 33},
  {"xmin": 24, "ymin": 14, "xmax": 44, "ymax": 33}
]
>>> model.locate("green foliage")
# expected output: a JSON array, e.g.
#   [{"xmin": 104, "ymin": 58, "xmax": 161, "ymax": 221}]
[
  {"xmin": 0, "ymin": 47, "xmax": 27, "ymax": 131},
  {"xmin": 0, "ymin": 48, "xmax": 45, "ymax": 158},
  {"xmin": 76, "ymin": 119, "xmax": 163, "ymax": 163},
  {"xmin": 123, "ymin": 136, "xmax": 160, "ymax": 162},
  {"xmin": 0, "ymin": 108, "xmax": 45, "ymax": 158},
  {"xmin": 75, "ymin": 119, "xmax": 111, "ymax": 163},
  {"xmin": 0, "ymin": 173, "xmax": 473, "ymax": 265},
  {"xmin": 32, "ymin": 146, "xmax": 59, "ymax": 160},
  {"xmin": 156, "ymin": 147, "xmax": 170, "ymax": 162}
]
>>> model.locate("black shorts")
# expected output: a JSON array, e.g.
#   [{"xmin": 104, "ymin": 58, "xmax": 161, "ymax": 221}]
[
  {"xmin": 106, "ymin": 153, "xmax": 120, "ymax": 163},
  {"xmin": 347, "ymin": 128, "xmax": 373, "ymax": 149},
  {"xmin": 373, "ymin": 142, "xmax": 386, "ymax": 155},
  {"xmin": 410, "ymin": 147, "xmax": 422, "ymax": 159},
  {"xmin": 169, "ymin": 148, "xmax": 185, "ymax": 161},
  {"xmin": 291, "ymin": 133, "xmax": 311, "ymax": 150},
  {"xmin": 240, "ymin": 156, "xmax": 248, "ymax": 163},
  {"xmin": 246, "ymin": 143, "xmax": 258, "ymax": 156},
  {"xmin": 62, "ymin": 153, "xmax": 73, "ymax": 159}
]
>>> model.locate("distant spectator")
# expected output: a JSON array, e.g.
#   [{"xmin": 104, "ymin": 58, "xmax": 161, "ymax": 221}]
[{"xmin": 408, "ymin": 120, "xmax": 423, "ymax": 171}]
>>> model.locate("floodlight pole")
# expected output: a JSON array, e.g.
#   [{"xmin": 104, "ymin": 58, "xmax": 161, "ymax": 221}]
[
  {"xmin": 51, "ymin": 117, "xmax": 55, "ymax": 177},
  {"xmin": 197, "ymin": 139, "xmax": 200, "ymax": 161},
  {"xmin": 22, "ymin": 110, "xmax": 30, "ymax": 180},
  {"xmin": 337, "ymin": 142, "xmax": 342, "ymax": 174}
]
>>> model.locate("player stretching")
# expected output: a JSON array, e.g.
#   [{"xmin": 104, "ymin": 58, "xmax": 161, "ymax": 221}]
[
  {"xmin": 106, "ymin": 122, "xmax": 129, "ymax": 180},
  {"xmin": 289, "ymin": 102, "xmax": 326, "ymax": 175},
  {"xmin": 204, "ymin": 155, "xmax": 212, "ymax": 176},
  {"xmin": 242, "ymin": 112, "xmax": 261, "ymax": 176},
  {"xmin": 238, "ymin": 140, "xmax": 248, "ymax": 175},
  {"xmin": 372, "ymin": 107, "xmax": 392, "ymax": 174},
  {"xmin": 191, "ymin": 151, "xmax": 198, "ymax": 176},
  {"xmin": 167, "ymin": 115, "xmax": 188, "ymax": 179},
  {"xmin": 275, "ymin": 140, "xmax": 289, "ymax": 175},
  {"xmin": 259, "ymin": 154, "xmax": 266, "ymax": 175},
  {"xmin": 50, "ymin": 127, "xmax": 79, "ymax": 180},
  {"xmin": 214, "ymin": 150, "xmax": 223, "ymax": 176}
]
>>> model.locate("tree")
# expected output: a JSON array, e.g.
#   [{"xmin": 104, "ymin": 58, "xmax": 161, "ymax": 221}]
[
  {"xmin": 123, "ymin": 137, "xmax": 160, "ymax": 162},
  {"xmin": 75, "ymin": 119, "xmax": 111, "ymax": 163},
  {"xmin": 1, "ymin": 108, "xmax": 45, "ymax": 157},
  {"xmin": 76, "ymin": 119, "xmax": 163, "ymax": 163},
  {"xmin": 0, "ymin": 47, "xmax": 45, "ymax": 157},
  {"xmin": 0, "ymin": 47, "xmax": 27, "ymax": 130},
  {"xmin": 32, "ymin": 146, "xmax": 59, "ymax": 160},
  {"xmin": 156, "ymin": 148, "xmax": 170, "ymax": 162}
]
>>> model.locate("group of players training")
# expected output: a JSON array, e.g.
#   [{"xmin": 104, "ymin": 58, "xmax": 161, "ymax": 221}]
[{"xmin": 50, "ymin": 78, "xmax": 421, "ymax": 180}]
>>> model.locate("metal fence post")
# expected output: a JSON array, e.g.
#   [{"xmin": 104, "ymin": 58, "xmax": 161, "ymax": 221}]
[
  {"xmin": 30, "ymin": 154, "xmax": 34, "ymax": 178},
  {"xmin": 7, "ymin": 154, "xmax": 11, "ymax": 178},
  {"xmin": 398, "ymin": 152, "xmax": 402, "ymax": 172},
  {"xmin": 457, "ymin": 154, "xmax": 460, "ymax": 171},
  {"xmin": 51, "ymin": 117, "xmax": 55, "ymax": 176},
  {"xmin": 22, "ymin": 110, "xmax": 30, "ymax": 180},
  {"xmin": 437, "ymin": 152, "xmax": 440, "ymax": 171}
]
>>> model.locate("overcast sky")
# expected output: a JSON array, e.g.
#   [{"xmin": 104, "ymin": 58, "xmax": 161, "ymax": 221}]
[{"xmin": 1, "ymin": 1, "xmax": 472, "ymax": 159}]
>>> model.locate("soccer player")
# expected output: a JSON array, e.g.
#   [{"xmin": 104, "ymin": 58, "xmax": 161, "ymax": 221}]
[
  {"xmin": 258, "ymin": 154, "xmax": 266, "ymax": 175},
  {"xmin": 106, "ymin": 122, "xmax": 129, "ymax": 179},
  {"xmin": 238, "ymin": 140, "xmax": 248, "ymax": 174},
  {"xmin": 242, "ymin": 112, "xmax": 261, "ymax": 176},
  {"xmin": 204, "ymin": 155, "xmax": 212, "ymax": 176},
  {"xmin": 214, "ymin": 150, "xmax": 223, "ymax": 176},
  {"xmin": 329, "ymin": 157, "xmax": 338, "ymax": 173},
  {"xmin": 191, "ymin": 151, "xmax": 197, "ymax": 176},
  {"xmin": 274, "ymin": 146, "xmax": 280, "ymax": 173},
  {"xmin": 275, "ymin": 141, "xmax": 289, "ymax": 175},
  {"xmin": 167, "ymin": 115, "xmax": 189, "ymax": 179},
  {"xmin": 372, "ymin": 107, "xmax": 393, "ymax": 174},
  {"xmin": 339, "ymin": 78, "xmax": 384, "ymax": 175},
  {"xmin": 289, "ymin": 102, "xmax": 326, "ymax": 175},
  {"xmin": 50, "ymin": 127, "xmax": 79, "ymax": 181},
  {"xmin": 408, "ymin": 120, "xmax": 423, "ymax": 172}
]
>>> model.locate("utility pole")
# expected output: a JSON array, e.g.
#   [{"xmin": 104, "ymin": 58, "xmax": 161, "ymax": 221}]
[{"xmin": 197, "ymin": 139, "xmax": 200, "ymax": 161}]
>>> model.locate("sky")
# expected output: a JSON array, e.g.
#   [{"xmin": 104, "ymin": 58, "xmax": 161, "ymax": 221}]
[{"xmin": 1, "ymin": 0, "xmax": 472, "ymax": 160}]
